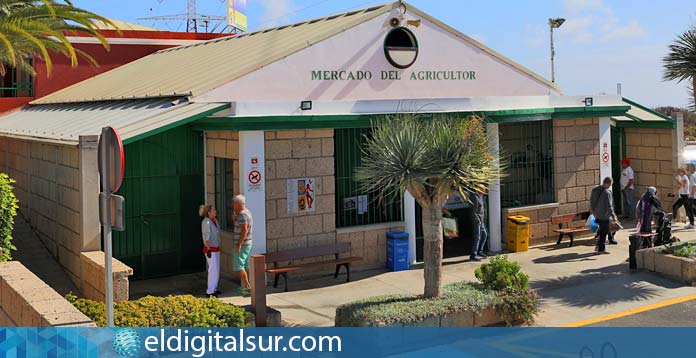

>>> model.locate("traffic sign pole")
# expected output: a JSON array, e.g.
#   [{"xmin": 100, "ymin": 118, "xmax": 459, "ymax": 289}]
[{"xmin": 99, "ymin": 127, "xmax": 115, "ymax": 327}]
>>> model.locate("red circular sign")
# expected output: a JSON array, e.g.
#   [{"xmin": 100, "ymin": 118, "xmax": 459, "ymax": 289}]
[
  {"xmin": 602, "ymin": 152, "xmax": 610, "ymax": 163},
  {"xmin": 98, "ymin": 127, "xmax": 125, "ymax": 193},
  {"xmin": 248, "ymin": 170, "xmax": 261, "ymax": 185}
]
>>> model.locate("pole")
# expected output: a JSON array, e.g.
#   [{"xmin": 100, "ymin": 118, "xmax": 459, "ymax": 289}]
[
  {"xmin": 250, "ymin": 255, "xmax": 267, "ymax": 327},
  {"xmin": 550, "ymin": 25, "xmax": 555, "ymax": 83},
  {"xmin": 99, "ymin": 128, "xmax": 114, "ymax": 327}
]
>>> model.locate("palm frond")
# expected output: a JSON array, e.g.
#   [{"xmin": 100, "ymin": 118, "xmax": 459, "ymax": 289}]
[{"xmin": 355, "ymin": 113, "xmax": 502, "ymax": 208}]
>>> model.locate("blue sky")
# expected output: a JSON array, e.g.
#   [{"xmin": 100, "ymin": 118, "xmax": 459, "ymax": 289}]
[{"xmin": 71, "ymin": 0, "xmax": 696, "ymax": 108}]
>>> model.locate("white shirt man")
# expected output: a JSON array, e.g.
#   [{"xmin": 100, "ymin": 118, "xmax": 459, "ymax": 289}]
[{"xmin": 620, "ymin": 159, "xmax": 635, "ymax": 218}]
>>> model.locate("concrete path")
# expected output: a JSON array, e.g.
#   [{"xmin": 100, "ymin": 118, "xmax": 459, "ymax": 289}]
[
  {"xmin": 221, "ymin": 222, "xmax": 696, "ymax": 327},
  {"xmin": 10, "ymin": 212, "xmax": 80, "ymax": 296}
]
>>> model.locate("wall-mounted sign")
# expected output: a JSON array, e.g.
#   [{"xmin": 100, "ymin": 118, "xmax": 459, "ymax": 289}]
[
  {"xmin": 311, "ymin": 69, "xmax": 476, "ymax": 82},
  {"xmin": 343, "ymin": 195, "xmax": 368, "ymax": 214},
  {"xmin": 287, "ymin": 178, "xmax": 316, "ymax": 214}
]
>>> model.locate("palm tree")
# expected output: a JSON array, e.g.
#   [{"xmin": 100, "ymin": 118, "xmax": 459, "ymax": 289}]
[
  {"xmin": 663, "ymin": 25, "xmax": 696, "ymax": 111},
  {"xmin": 0, "ymin": 0, "xmax": 113, "ymax": 76},
  {"xmin": 355, "ymin": 114, "xmax": 500, "ymax": 297}
]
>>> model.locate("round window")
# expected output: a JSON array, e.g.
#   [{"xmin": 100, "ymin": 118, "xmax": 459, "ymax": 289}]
[{"xmin": 383, "ymin": 27, "xmax": 419, "ymax": 69}]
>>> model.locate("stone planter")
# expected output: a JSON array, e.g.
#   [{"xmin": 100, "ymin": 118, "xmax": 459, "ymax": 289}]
[
  {"xmin": 335, "ymin": 305, "xmax": 506, "ymax": 327},
  {"xmin": 636, "ymin": 246, "xmax": 696, "ymax": 285}
]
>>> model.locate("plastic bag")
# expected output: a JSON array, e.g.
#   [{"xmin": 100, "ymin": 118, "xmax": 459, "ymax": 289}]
[
  {"xmin": 585, "ymin": 214, "xmax": 599, "ymax": 233},
  {"xmin": 443, "ymin": 217, "xmax": 458, "ymax": 238}
]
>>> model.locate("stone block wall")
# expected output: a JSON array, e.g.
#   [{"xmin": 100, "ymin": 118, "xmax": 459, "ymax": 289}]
[
  {"xmin": 336, "ymin": 223, "xmax": 404, "ymax": 268},
  {"xmin": 501, "ymin": 118, "xmax": 600, "ymax": 245},
  {"xmin": 0, "ymin": 261, "xmax": 94, "ymax": 327},
  {"xmin": 80, "ymin": 251, "xmax": 133, "ymax": 303},
  {"xmin": 264, "ymin": 130, "xmax": 337, "ymax": 258},
  {"xmin": 625, "ymin": 127, "xmax": 677, "ymax": 211},
  {"xmin": 0, "ymin": 136, "xmax": 83, "ymax": 285}
]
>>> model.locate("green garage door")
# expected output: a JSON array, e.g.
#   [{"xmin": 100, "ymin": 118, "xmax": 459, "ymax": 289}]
[{"xmin": 113, "ymin": 125, "xmax": 206, "ymax": 279}]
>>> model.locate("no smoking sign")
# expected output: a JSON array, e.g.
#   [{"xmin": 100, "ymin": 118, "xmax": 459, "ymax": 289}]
[
  {"xmin": 602, "ymin": 152, "xmax": 610, "ymax": 163},
  {"xmin": 248, "ymin": 170, "xmax": 262, "ymax": 185}
]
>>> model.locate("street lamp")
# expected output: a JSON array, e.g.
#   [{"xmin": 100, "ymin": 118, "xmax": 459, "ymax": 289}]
[{"xmin": 548, "ymin": 17, "xmax": 565, "ymax": 83}]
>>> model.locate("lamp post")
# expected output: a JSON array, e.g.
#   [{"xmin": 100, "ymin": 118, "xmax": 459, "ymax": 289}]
[{"xmin": 548, "ymin": 17, "xmax": 565, "ymax": 83}]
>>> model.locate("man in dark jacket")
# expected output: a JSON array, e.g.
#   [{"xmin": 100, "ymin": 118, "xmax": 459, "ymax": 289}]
[
  {"xmin": 469, "ymin": 191, "xmax": 487, "ymax": 262},
  {"xmin": 590, "ymin": 177, "xmax": 618, "ymax": 254}
]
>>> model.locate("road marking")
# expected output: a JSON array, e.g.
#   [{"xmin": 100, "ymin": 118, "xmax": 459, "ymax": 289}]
[{"xmin": 562, "ymin": 293, "xmax": 696, "ymax": 327}]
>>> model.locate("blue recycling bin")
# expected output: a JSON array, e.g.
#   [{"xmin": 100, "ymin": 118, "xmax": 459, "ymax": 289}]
[{"xmin": 386, "ymin": 231, "xmax": 410, "ymax": 271}]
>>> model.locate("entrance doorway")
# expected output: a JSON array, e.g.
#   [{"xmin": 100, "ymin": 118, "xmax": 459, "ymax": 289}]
[
  {"xmin": 611, "ymin": 126, "xmax": 625, "ymax": 214},
  {"xmin": 113, "ymin": 126, "xmax": 206, "ymax": 279},
  {"xmin": 414, "ymin": 201, "xmax": 475, "ymax": 261}
]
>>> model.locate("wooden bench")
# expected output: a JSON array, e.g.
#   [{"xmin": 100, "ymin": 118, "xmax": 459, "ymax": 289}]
[
  {"xmin": 264, "ymin": 243, "xmax": 362, "ymax": 292},
  {"xmin": 551, "ymin": 211, "xmax": 591, "ymax": 247}
]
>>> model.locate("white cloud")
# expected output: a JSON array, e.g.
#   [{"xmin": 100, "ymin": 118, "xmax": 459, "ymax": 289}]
[
  {"xmin": 256, "ymin": 0, "xmax": 295, "ymax": 28},
  {"xmin": 602, "ymin": 20, "xmax": 646, "ymax": 42},
  {"xmin": 524, "ymin": 24, "xmax": 547, "ymax": 47},
  {"xmin": 537, "ymin": 0, "xmax": 648, "ymax": 45}
]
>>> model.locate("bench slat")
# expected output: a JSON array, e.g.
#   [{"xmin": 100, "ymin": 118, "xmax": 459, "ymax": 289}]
[
  {"xmin": 266, "ymin": 257, "xmax": 362, "ymax": 274},
  {"xmin": 551, "ymin": 211, "xmax": 591, "ymax": 225},
  {"xmin": 264, "ymin": 243, "xmax": 352, "ymax": 263},
  {"xmin": 553, "ymin": 228, "xmax": 588, "ymax": 233}
]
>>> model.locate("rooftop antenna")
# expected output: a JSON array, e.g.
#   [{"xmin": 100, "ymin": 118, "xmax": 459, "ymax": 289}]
[
  {"xmin": 138, "ymin": 0, "xmax": 228, "ymax": 33},
  {"xmin": 617, "ymin": 83, "xmax": 622, "ymax": 96}
]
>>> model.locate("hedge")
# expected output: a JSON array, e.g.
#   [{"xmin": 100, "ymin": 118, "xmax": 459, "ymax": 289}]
[
  {"xmin": 0, "ymin": 173, "xmax": 18, "ymax": 262},
  {"xmin": 335, "ymin": 282, "xmax": 497, "ymax": 327},
  {"xmin": 67, "ymin": 294, "xmax": 253, "ymax": 327}
]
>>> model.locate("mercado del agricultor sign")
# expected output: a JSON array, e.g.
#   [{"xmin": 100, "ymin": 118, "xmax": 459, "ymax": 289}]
[{"xmin": 310, "ymin": 69, "xmax": 477, "ymax": 81}]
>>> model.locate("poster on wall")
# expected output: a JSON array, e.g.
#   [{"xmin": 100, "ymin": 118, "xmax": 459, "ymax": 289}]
[{"xmin": 287, "ymin": 178, "xmax": 316, "ymax": 214}]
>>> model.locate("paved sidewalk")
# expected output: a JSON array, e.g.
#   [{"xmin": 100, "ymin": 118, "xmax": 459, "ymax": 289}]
[
  {"xmin": 222, "ymin": 222, "xmax": 696, "ymax": 327},
  {"xmin": 10, "ymin": 212, "xmax": 80, "ymax": 296}
]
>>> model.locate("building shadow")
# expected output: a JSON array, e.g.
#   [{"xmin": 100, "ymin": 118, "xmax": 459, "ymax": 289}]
[{"xmin": 531, "ymin": 264, "xmax": 684, "ymax": 308}]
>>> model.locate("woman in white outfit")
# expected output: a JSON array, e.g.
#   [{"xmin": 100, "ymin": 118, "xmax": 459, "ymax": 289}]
[{"xmin": 199, "ymin": 204, "xmax": 221, "ymax": 297}]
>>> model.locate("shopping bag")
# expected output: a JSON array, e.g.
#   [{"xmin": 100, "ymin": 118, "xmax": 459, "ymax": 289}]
[
  {"xmin": 443, "ymin": 217, "xmax": 458, "ymax": 238},
  {"xmin": 585, "ymin": 214, "xmax": 599, "ymax": 233}
]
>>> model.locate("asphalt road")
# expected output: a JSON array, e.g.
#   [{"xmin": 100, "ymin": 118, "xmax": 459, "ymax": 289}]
[{"xmin": 589, "ymin": 299, "xmax": 696, "ymax": 326}]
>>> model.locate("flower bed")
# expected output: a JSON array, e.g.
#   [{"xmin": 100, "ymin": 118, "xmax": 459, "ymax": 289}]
[
  {"xmin": 336, "ymin": 256, "xmax": 539, "ymax": 327},
  {"xmin": 637, "ymin": 241, "xmax": 696, "ymax": 285}
]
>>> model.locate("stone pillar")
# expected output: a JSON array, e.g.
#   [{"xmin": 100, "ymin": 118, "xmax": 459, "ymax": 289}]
[
  {"xmin": 486, "ymin": 123, "xmax": 502, "ymax": 252},
  {"xmin": 404, "ymin": 191, "xmax": 417, "ymax": 264},
  {"xmin": 79, "ymin": 135, "xmax": 100, "ymax": 251},
  {"xmin": 598, "ymin": 117, "xmax": 612, "ymax": 181},
  {"xmin": 239, "ymin": 131, "xmax": 267, "ymax": 255}
]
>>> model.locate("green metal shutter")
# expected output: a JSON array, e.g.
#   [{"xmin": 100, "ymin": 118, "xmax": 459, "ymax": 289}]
[{"xmin": 113, "ymin": 125, "xmax": 205, "ymax": 279}]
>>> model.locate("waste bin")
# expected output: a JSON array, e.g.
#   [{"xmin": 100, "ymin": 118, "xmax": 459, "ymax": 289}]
[
  {"xmin": 386, "ymin": 231, "xmax": 409, "ymax": 271},
  {"xmin": 507, "ymin": 215, "xmax": 530, "ymax": 252}
]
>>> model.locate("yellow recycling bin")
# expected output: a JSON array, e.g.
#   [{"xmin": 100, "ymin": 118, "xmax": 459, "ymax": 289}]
[{"xmin": 507, "ymin": 215, "xmax": 530, "ymax": 252}]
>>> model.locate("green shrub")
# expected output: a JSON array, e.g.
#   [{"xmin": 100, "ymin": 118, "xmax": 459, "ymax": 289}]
[
  {"xmin": 495, "ymin": 288, "xmax": 540, "ymax": 326},
  {"xmin": 68, "ymin": 295, "xmax": 253, "ymax": 327},
  {"xmin": 663, "ymin": 242, "xmax": 696, "ymax": 258},
  {"xmin": 0, "ymin": 173, "xmax": 18, "ymax": 262},
  {"xmin": 475, "ymin": 255, "xmax": 529, "ymax": 291},
  {"xmin": 335, "ymin": 282, "xmax": 497, "ymax": 327}
]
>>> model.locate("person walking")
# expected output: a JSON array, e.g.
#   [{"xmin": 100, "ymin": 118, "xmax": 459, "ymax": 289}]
[
  {"xmin": 469, "ymin": 191, "xmax": 488, "ymax": 262},
  {"xmin": 636, "ymin": 186, "xmax": 665, "ymax": 234},
  {"xmin": 590, "ymin": 177, "xmax": 618, "ymax": 254},
  {"xmin": 620, "ymin": 158, "xmax": 635, "ymax": 219},
  {"xmin": 200, "ymin": 204, "xmax": 221, "ymax": 297},
  {"xmin": 688, "ymin": 164, "xmax": 696, "ymax": 224},
  {"xmin": 672, "ymin": 167, "xmax": 694, "ymax": 229},
  {"xmin": 233, "ymin": 195, "xmax": 253, "ymax": 296}
]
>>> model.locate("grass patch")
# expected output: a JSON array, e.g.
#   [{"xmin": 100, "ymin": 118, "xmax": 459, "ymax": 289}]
[
  {"xmin": 335, "ymin": 282, "xmax": 497, "ymax": 327},
  {"xmin": 662, "ymin": 241, "xmax": 696, "ymax": 258}
]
